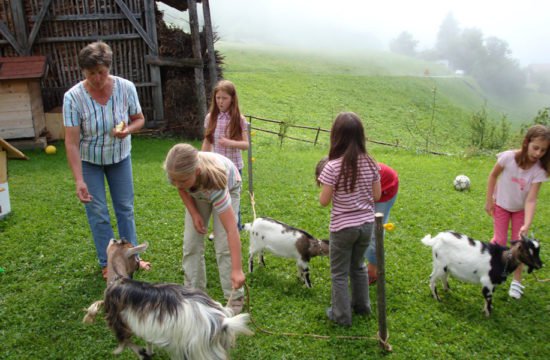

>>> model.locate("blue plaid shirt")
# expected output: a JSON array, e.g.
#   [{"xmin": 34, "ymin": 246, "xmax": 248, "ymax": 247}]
[{"xmin": 63, "ymin": 76, "xmax": 141, "ymax": 165}]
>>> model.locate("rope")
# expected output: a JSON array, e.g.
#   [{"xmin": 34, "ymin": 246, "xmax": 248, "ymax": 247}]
[
  {"xmin": 248, "ymin": 191, "xmax": 257, "ymax": 221},
  {"xmin": 532, "ymin": 272, "xmax": 550, "ymax": 283},
  {"xmin": 231, "ymin": 282, "xmax": 392, "ymax": 351}
]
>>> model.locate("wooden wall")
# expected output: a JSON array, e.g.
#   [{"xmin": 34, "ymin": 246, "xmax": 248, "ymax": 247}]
[{"xmin": 0, "ymin": 0, "xmax": 161, "ymax": 124}]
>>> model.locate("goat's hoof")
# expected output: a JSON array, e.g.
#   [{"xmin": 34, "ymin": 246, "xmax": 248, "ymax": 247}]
[
  {"xmin": 139, "ymin": 348, "xmax": 153, "ymax": 360},
  {"xmin": 113, "ymin": 345, "xmax": 125, "ymax": 355}
]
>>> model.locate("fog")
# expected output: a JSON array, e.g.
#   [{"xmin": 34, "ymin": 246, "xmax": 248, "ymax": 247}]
[{"xmin": 159, "ymin": 0, "xmax": 550, "ymax": 66}]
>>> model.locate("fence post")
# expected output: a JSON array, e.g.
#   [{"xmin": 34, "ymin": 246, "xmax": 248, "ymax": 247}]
[
  {"xmin": 278, "ymin": 121, "xmax": 285, "ymax": 148},
  {"xmin": 375, "ymin": 212, "xmax": 392, "ymax": 351},
  {"xmin": 247, "ymin": 119, "xmax": 254, "ymax": 195},
  {"xmin": 314, "ymin": 126, "xmax": 321, "ymax": 146}
]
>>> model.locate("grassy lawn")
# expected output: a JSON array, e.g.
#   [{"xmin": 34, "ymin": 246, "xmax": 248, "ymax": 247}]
[
  {"xmin": 1, "ymin": 137, "xmax": 549, "ymax": 359},
  {"xmin": 1, "ymin": 42, "xmax": 549, "ymax": 359}
]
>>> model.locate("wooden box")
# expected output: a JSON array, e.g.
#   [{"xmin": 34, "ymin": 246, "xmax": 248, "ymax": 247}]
[
  {"xmin": 0, "ymin": 150, "xmax": 10, "ymax": 218},
  {"xmin": 0, "ymin": 56, "xmax": 48, "ymax": 140},
  {"xmin": 0, "ymin": 138, "xmax": 28, "ymax": 219},
  {"xmin": 45, "ymin": 107, "xmax": 64, "ymax": 140}
]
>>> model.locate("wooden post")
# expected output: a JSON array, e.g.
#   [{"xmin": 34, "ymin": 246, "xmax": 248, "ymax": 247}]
[
  {"xmin": 188, "ymin": 0, "xmax": 207, "ymax": 135},
  {"xmin": 247, "ymin": 120, "xmax": 254, "ymax": 194},
  {"xmin": 201, "ymin": 0, "xmax": 218, "ymax": 92},
  {"xmin": 144, "ymin": 0, "xmax": 164, "ymax": 126},
  {"xmin": 10, "ymin": 0, "xmax": 29, "ymax": 55},
  {"xmin": 278, "ymin": 121, "xmax": 285, "ymax": 148},
  {"xmin": 375, "ymin": 212, "xmax": 392, "ymax": 351},
  {"xmin": 314, "ymin": 126, "xmax": 321, "ymax": 146}
]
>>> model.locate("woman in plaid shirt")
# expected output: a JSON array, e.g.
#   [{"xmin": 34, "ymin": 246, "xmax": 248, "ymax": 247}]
[{"xmin": 63, "ymin": 41, "xmax": 150, "ymax": 279}]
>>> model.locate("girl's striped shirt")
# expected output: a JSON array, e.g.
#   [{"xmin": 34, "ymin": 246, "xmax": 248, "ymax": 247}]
[
  {"xmin": 318, "ymin": 156, "xmax": 380, "ymax": 232},
  {"xmin": 188, "ymin": 153, "xmax": 242, "ymax": 214}
]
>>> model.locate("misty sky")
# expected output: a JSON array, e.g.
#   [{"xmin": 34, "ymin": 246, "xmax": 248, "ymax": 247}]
[{"xmin": 159, "ymin": 0, "xmax": 550, "ymax": 66}]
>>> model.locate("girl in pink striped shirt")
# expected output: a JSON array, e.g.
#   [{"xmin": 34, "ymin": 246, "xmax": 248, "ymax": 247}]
[
  {"xmin": 202, "ymin": 80, "xmax": 249, "ymax": 232},
  {"xmin": 318, "ymin": 112, "xmax": 381, "ymax": 326}
]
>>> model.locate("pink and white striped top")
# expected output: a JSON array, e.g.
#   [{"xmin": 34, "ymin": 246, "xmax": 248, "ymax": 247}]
[
  {"xmin": 204, "ymin": 112, "xmax": 248, "ymax": 170},
  {"xmin": 318, "ymin": 156, "xmax": 380, "ymax": 232}
]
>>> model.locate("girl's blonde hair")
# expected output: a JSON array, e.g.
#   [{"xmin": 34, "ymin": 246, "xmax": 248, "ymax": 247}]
[
  {"xmin": 164, "ymin": 144, "xmax": 227, "ymax": 190},
  {"xmin": 516, "ymin": 124, "xmax": 550, "ymax": 174},
  {"xmin": 204, "ymin": 80, "xmax": 244, "ymax": 144}
]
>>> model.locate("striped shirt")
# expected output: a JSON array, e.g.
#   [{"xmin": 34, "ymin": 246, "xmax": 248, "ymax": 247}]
[
  {"xmin": 188, "ymin": 153, "xmax": 242, "ymax": 214},
  {"xmin": 204, "ymin": 112, "xmax": 248, "ymax": 170},
  {"xmin": 318, "ymin": 156, "xmax": 380, "ymax": 232},
  {"xmin": 63, "ymin": 76, "xmax": 142, "ymax": 165}
]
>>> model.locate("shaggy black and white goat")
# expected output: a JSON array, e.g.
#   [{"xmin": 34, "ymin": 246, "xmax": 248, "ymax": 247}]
[
  {"xmin": 421, "ymin": 231, "xmax": 543, "ymax": 316},
  {"xmin": 245, "ymin": 217, "xmax": 329, "ymax": 288},
  {"xmin": 83, "ymin": 239, "xmax": 252, "ymax": 360}
]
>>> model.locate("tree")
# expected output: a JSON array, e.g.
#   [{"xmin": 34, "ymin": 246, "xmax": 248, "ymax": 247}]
[
  {"xmin": 435, "ymin": 12, "xmax": 460, "ymax": 63},
  {"xmin": 473, "ymin": 36, "xmax": 525, "ymax": 96},
  {"xmin": 389, "ymin": 31, "xmax": 418, "ymax": 57},
  {"xmin": 454, "ymin": 28, "xmax": 486, "ymax": 73}
]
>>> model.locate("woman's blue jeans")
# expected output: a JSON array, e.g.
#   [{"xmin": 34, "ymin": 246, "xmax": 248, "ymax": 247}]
[{"xmin": 82, "ymin": 156, "xmax": 137, "ymax": 267}]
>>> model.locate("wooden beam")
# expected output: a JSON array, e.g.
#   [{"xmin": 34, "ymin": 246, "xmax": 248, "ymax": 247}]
[
  {"xmin": 27, "ymin": 0, "xmax": 53, "ymax": 52},
  {"xmin": 31, "ymin": 13, "xmax": 141, "ymax": 21},
  {"xmin": 0, "ymin": 21, "xmax": 25, "ymax": 55},
  {"xmin": 35, "ymin": 34, "xmax": 142, "ymax": 43},
  {"xmin": 144, "ymin": 55, "xmax": 203, "ymax": 68},
  {"xmin": 115, "ymin": 0, "xmax": 156, "ymax": 52},
  {"xmin": 10, "ymin": 0, "xmax": 29, "ymax": 55},
  {"xmin": 143, "ymin": 0, "xmax": 164, "ymax": 125},
  {"xmin": 188, "ymin": 0, "xmax": 207, "ymax": 134},
  {"xmin": 202, "ymin": 0, "xmax": 218, "ymax": 91}
]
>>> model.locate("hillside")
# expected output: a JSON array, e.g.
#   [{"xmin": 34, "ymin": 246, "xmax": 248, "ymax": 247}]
[{"xmin": 218, "ymin": 42, "xmax": 549, "ymax": 153}]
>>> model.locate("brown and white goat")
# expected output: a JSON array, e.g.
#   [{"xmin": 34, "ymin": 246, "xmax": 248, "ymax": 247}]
[
  {"xmin": 421, "ymin": 231, "xmax": 543, "ymax": 316},
  {"xmin": 245, "ymin": 217, "xmax": 329, "ymax": 288},
  {"xmin": 83, "ymin": 239, "xmax": 252, "ymax": 360}
]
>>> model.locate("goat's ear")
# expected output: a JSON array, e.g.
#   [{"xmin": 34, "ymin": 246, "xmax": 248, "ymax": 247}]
[{"xmin": 126, "ymin": 242, "xmax": 148, "ymax": 258}]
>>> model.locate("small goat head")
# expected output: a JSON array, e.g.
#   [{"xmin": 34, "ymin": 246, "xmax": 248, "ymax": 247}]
[
  {"xmin": 106, "ymin": 239, "xmax": 148, "ymax": 280},
  {"xmin": 515, "ymin": 234, "xmax": 543, "ymax": 273}
]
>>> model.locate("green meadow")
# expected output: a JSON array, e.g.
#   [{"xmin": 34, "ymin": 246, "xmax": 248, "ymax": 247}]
[{"xmin": 0, "ymin": 43, "xmax": 549, "ymax": 359}]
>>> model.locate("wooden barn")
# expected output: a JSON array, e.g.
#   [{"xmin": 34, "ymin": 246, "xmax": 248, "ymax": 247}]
[{"xmin": 0, "ymin": 0, "xmax": 220, "ymax": 140}]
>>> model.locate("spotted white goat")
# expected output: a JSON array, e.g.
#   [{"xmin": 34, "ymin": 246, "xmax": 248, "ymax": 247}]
[
  {"xmin": 245, "ymin": 217, "xmax": 329, "ymax": 288},
  {"xmin": 421, "ymin": 231, "xmax": 543, "ymax": 316},
  {"xmin": 83, "ymin": 239, "xmax": 252, "ymax": 360}
]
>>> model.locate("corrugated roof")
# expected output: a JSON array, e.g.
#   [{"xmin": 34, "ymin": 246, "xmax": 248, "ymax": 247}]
[{"xmin": 0, "ymin": 56, "xmax": 48, "ymax": 80}]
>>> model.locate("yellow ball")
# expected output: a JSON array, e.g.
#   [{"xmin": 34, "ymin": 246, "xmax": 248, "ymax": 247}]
[{"xmin": 45, "ymin": 145, "xmax": 57, "ymax": 155}]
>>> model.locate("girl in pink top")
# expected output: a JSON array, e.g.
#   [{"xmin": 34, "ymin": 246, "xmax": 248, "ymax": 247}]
[
  {"xmin": 318, "ymin": 112, "xmax": 381, "ymax": 326},
  {"xmin": 202, "ymin": 80, "xmax": 249, "ymax": 169},
  {"xmin": 485, "ymin": 124, "xmax": 550, "ymax": 299},
  {"xmin": 202, "ymin": 80, "xmax": 249, "ymax": 231}
]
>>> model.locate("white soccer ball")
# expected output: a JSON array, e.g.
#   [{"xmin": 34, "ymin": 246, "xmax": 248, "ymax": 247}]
[{"xmin": 453, "ymin": 175, "xmax": 471, "ymax": 191}]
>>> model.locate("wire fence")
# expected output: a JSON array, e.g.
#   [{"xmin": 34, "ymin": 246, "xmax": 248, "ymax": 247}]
[
  {"xmin": 246, "ymin": 114, "xmax": 450, "ymax": 155},
  {"xmin": 246, "ymin": 115, "xmax": 330, "ymax": 146}
]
